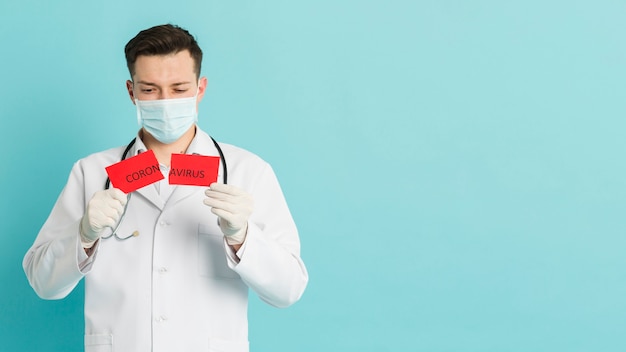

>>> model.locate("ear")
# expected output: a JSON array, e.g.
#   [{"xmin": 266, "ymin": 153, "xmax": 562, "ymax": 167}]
[
  {"xmin": 126, "ymin": 80, "xmax": 136, "ymax": 104},
  {"xmin": 196, "ymin": 76, "xmax": 208, "ymax": 103}
]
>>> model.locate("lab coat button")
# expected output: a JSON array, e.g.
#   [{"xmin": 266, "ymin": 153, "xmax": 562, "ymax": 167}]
[
  {"xmin": 156, "ymin": 315, "xmax": 167, "ymax": 323},
  {"xmin": 159, "ymin": 267, "xmax": 167, "ymax": 274}
]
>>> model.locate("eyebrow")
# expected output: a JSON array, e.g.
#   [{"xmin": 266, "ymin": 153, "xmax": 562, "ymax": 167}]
[{"xmin": 136, "ymin": 80, "xmax": 192, "ymax": 87}]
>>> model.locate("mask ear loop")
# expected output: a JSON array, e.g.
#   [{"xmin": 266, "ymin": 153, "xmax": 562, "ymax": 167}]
[
  {"xmin": 131, "ymin": 82, "xmax": 143, "ymax": 126},
  {"xmin": 192, "ymin": 80, "xmax": 201, "ymax": 123}
]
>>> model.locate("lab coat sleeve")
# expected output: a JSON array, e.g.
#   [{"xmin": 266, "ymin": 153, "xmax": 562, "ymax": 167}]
[
  {"xmin": 23, "ymin": 160, "xmax": 92, "ymax": 299},
  {"xmin": 225, "ymin": 163, "xmax": 308, "ymax": 308}
]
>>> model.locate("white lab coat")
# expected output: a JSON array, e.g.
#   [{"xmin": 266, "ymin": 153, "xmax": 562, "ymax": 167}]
[{"xmin": 23, "ymin": 128, "xmax": 308, "ymax": 352}]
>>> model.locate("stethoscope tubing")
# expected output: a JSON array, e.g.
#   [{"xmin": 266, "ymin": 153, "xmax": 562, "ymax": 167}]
[{"xmin": 102, "ymin": 136, "xmax": 227, "ymax": 240}]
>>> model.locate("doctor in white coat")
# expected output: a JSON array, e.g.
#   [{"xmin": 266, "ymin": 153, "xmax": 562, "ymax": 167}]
[{"xmin": 23, "ymin": 24, "xmax": 308, "ymax": 352}]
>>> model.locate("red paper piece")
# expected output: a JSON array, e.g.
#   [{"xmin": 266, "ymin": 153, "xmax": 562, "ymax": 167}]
[
  {"xmin": 169, "ymin": 154, "xmax": 220, "ymax": 186},
  {"xmin": 105, "ymin": 150, "xmax": 164, "ymax": 193}
]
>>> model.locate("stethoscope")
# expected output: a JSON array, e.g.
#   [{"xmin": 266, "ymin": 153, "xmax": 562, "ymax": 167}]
[{"xmin": 102, "ymin": 136, "xmax": 227, "ymax": 240}]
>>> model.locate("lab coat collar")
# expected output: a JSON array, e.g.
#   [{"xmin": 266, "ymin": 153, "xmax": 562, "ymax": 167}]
[
  {"xmin": 186, "ymin": 127, "xmax": 222, "ymax": 157},
  {"xmin": 127, "ymin": 127, "xmax": 223, "ymax": 210},
  {"xmin": 129, "ymin": 127, "xmax": 220, "ymax": 157}
]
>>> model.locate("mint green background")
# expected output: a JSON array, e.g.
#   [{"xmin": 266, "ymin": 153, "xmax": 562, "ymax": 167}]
[{"xmin": 2, "ymin": 1, "xmax": 626, "ymax": 351}]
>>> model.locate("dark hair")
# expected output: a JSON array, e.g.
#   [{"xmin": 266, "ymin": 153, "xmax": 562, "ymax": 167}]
[{"xmin": 124, "ymin": 24, "xmax": 203, "ymax": 79}]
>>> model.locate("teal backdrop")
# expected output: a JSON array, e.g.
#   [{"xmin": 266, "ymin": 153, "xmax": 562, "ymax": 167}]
[{"xmin": 2, "ymin": 1, "xmax": 626, "ymax": 351}]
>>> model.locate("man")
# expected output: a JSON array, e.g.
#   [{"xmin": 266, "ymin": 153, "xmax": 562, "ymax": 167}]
[{"xmin": 23, "ymin": 24, "xmax": 308, "ymax": 352}]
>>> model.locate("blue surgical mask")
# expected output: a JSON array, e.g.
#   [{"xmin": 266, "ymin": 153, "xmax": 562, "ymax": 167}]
[{"xmin": 135, "ymin": 95, "xmax": 198, "ymax": 144}]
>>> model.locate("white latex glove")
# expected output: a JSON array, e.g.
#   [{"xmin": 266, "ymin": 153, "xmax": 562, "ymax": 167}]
[
  {"xmin": 203, "ymin": 183, "xmax": 254, "ymax": 246},
  {"xmin": 80, "ymin": 188, "xmax": 128, "ymax": 248}
]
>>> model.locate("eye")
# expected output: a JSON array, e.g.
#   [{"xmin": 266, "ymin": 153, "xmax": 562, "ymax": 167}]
[{"xmin": 141, "ymin": 88, "xmax": 154, "ymax": 93}]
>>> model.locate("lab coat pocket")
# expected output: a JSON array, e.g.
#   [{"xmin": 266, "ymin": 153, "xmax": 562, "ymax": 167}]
[
  {"xmin": 198, "ymin": 224, "xmax": 239, "ymax": 279},
  {"xmin": 84, "ymin": 334, "xmax": 112, "ymax": 352}
]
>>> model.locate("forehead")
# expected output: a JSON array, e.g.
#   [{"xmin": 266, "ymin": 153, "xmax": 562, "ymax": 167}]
[{"xmin": 133, "ymin": 50, "xmax": 196, "ymax": 83}]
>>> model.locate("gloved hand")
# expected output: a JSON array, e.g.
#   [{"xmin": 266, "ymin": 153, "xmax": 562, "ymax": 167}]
[
  {"xmin": 203, "ymin": 183, "xmax": 254, "ymax": 246},
  {"xmin": 80, "ymin": 188, "xmax": 128, "ymax": 248}
]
